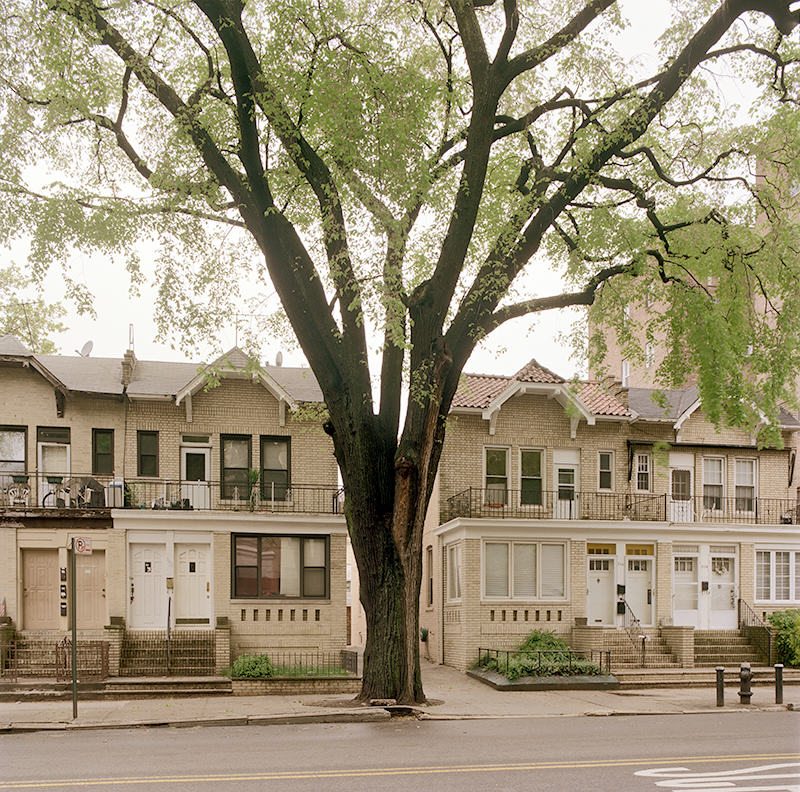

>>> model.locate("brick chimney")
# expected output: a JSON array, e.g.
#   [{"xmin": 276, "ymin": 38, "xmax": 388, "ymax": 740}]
[{"xmin": 121, "ymin": 349, "xmax": 137, "ymax": 387}]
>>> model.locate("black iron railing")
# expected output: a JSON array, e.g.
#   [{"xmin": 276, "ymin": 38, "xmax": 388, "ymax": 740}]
[
  {"xmin": 738, "ymin": 599, "xmax": 772, "ymax": 665},
  {"xmin": 445, "ymin": 487, "xmax": 798, "ymax": 526},
  {"xmin": 476, "ymin": 647, "xmax": 611, "ymax": 676},
  {"xmin": 0, "ymin": 472, "xmax": 344, "ymax": 515}
]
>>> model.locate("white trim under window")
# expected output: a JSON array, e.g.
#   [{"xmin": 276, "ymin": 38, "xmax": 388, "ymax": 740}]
[
  {"xmin": 635, "ymin": 453, "xmax": 651, "ymax": 492},
  {"xmin": 519, "ymin": 448, "xmax": 544, "ymax": 506},
  {"xmin": 598, "ymin": 451, "xmax": 614, "ymax": 491},
  {"xmin": 756, "ymin": 548, "xmax": 800, "ymax": 603},
  {"xmin": 484, "ymin": 447, "xmax": 509, "ymax": 506},
  {"xmin": 702, "ymin": 457, "xmax": 724, "ymax": 512},
  {"xmin": 482, "ymin": 540, "xmax": 566, "ymax": 601},
  {"xmin": 735, "ymin": 459, "xmax": 757, "ymax": 513},
  {"xmin": 446, "ymin": 543, "xmax": 462, "ymax": 602}
]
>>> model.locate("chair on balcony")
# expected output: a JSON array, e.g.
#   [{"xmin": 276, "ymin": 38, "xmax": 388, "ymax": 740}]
[{"xmin": 7, "ymin": 484, "xmax": 30, "ymax": 507}]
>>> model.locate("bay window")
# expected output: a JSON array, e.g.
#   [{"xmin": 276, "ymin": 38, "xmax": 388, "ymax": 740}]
[{"xmin": 482, "ymin": 540, "xmax": 565, "ymax": 600}]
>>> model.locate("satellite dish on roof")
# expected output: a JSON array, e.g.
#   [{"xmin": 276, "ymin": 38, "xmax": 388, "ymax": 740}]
[
  {"xmin": 275, "ymin": 351, "xmax": 283, "ymax": 367},
  {"xmin": 76, "ymin": 341, "xmax": 94, "ymax": 357}
]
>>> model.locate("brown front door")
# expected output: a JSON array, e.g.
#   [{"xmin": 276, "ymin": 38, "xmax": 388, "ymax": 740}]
[{"xmin": 23, "ymin": 549, "xmax": 60, "ymax": 630}]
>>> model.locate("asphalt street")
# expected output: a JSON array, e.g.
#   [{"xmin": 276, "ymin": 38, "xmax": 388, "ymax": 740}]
[{"xmin": 2, "ymin": 711, "xmax": 798, "ymax": 791}]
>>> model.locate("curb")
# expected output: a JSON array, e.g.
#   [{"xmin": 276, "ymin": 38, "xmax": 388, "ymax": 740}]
[
  {"xmin": 2, "ymin": 703, "xmax": 794, "ymax": 734},
  {"xmin": 0, "ymin": 708, "xmax": 392, "ymax": 734}
]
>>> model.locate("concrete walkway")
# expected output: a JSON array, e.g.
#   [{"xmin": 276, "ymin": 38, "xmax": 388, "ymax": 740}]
[{"xmin": 1, "ymin": 663, "xmax": 796, "ymax": 733}]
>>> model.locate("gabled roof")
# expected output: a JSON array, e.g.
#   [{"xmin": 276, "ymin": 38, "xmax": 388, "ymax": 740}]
[
  {"xmin": 628, "ymin": 387, "xmax": 700, "ymax": 422},
  {"xmin": 0, "ymin": 334, "xmax": 32, "ymax": 355},
  {"xmin": 174, "ymin": 347, "xmax": 322, "ymax": 407},
  {"xmin": 0, "ymin": 336, "xmax": 324, "ymax": 404},
  {"xmin": 452, "ymin": 360, "xmax": 633, "ymax": 422}
]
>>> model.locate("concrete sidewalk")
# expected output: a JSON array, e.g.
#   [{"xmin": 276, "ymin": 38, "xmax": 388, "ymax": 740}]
[{"xmin": 1, "ymin": 663, "xmax": 796, "ymax": 733}]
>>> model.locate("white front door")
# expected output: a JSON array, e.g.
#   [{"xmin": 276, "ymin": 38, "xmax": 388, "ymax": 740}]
[
  {"xmin": 586, "ymin": 556, "xmax": 615, "ymax": 625},
  {"xmin": 669, "ymin": 468, "xmax": 693, "ymax": 522},
  {"xmin": 709, "ymin": 555, "xmax": 737, "ymax": 628},
  {"xmin": 180, "ymin": 447, "xmax": 210, "ymax": 509},
  {"xmin": 38, "ymin": 442, "xmax": 70, "ymax": 507},
  {"xmin": 129, "ymin": 543, "xmax": 169, "ymax": 629},
  {"xmin": 673, "ymin": 555, "xmax": 700, "ymax": 627},
  {"xmin": 174, "ymin": 543, "xmax": 211, "ymax": 627},
  {"xmin": 626, "ymin": 558, "xmax": 653, "ymax": 626},
  {"xmin": 75, "ymin": 551, "xmax": 107, "ymax": 629},
  {"xmin": 554, "ymin": 465, "xmax": 578, "ymax": 519}
]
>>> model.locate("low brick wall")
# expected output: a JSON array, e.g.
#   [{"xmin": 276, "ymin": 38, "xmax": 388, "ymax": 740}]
[{"xmin": 231, "ymin": 677, "xmax": 361, "ymax": 696}]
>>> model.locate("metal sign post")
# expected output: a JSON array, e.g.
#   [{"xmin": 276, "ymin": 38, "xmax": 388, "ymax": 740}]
[
  {"xmin": 70, "ymin": 537, "xmax": 77, "ymax": 719},
  {"xmin": 70, "ymin": 537, "xmax": 92, "ymax": 720}
]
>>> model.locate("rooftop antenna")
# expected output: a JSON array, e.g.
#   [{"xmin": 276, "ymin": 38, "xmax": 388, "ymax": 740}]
[
  {"xmin": 128, "ymin": 324, "xmax": 135, "ymax": 352},
  {"xmin": 76, "ymin": 341, "xmax": 93, "ymax": 357}
]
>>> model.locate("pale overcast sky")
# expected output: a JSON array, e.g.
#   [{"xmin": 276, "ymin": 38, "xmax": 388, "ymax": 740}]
[{"xmin": 24, "ymin": 0, "xmax": 753, "ymax": 380}]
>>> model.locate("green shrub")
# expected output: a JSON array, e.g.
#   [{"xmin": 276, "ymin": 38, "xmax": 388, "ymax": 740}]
[
  {"xmin": 229, "ymin": 654, "xmax": 274, "ymax": 678},
  {"xmin": 768, "ymin": 610, "xmax": 800, "ymax": 667},
  {"xmin": 477, "ymin": 630, "xmax": 602, "ymax": 680}
]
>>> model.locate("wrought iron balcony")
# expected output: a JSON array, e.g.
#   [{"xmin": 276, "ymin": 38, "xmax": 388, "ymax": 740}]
[
  {"xmin": 445, "ymin": 487, "xmax": 798, "ymax": 526},
  {"xmin": 0, "ymin": 472, "xmax": 344, "ymax": 515}
]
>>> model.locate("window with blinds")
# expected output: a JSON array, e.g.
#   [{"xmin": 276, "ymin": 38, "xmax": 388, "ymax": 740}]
[{"xmin": 482, "ymin": 541, "xmax": 563, "ymax": 600}]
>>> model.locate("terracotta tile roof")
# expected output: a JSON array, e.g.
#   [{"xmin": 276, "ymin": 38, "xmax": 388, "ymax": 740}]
[
  {"xmin": 577, "ymin": 382, "xmax": 632, "ymax": 417},
  {"xmin": 452, "ymin": 373, "xmax": 510, "ymax": 409},
  {"xmin": 513, "ymin": 359, "xmax": 564, "ymax": 384}
]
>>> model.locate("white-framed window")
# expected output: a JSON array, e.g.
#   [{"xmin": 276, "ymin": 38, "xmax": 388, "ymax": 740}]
[
  {"xmin": 755, "ymin": 549, "xmax": 800, "ymax": 602},
  {"xmin": 484, "ymin": 447, "xmax": 508, "ymax": 506},
  {"xmin": 598, "ymin": 451, "xmax": 614, "ymax": 491},
  {"xmin": 735, "ymin": 459, "xmax": 756, "ymax": 512},
  {"xmin": 702, "ymin": 457, "xmax": 724, "ymax": 511},
  {"xmin": 520, "ymin": 449, "xmax": 543, "ymax": 505},
  {"xmin": 446, "ymin": 543, "xmax": 462, "ymax": 602},
  {"xmin": 482, "ymin": 540, "xmax": 565, "ymax": 600},
  {"xmin": 621, "ymin": 359, "xmax": 630, "ymax": 387},
  {"xmin": 635, "ymin": 453, "xmax": 651, "ymax": 492},
  {"xmin": 426, "ymin": 546, "xmax": 433, "ymax": 607}
]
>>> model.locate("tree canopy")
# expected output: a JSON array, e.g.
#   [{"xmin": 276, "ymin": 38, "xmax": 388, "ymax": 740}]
[
  {"xmin": 0, "ymin": 264, "xmax": 66, "ymax": 352},
  {"xmin": 1, "ymin": 0, "xmax": 798, "ymax": 701}
]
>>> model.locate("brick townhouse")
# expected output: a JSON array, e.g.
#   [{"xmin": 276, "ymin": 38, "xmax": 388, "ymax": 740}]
[
  {"xmin": 419, "ymin": 360, "xmax": 800, "ymax": 671},
  {"xmin": 0, "ymin": 335, "xmax": 348, "ymax": 675}
]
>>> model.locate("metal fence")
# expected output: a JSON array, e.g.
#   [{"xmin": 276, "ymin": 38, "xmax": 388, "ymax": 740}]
[
  {"xmin": 476, "ymin": 647, "xmax": 611, "ymax": 676},
  {"xmin": 446, "ymin": 487, "xmax": 798, "ymax": 526},
  {"xmin": 0, "ymin": 472, "xmax": 344, "ymax": 515},
  {"xmin": 119, "ymin": 630, "xmax": 216, "ymax": 677},
  {"xmin": 1, "ymin": 639, "xmax": 109, "ymax": 681},
  {"xmin": 263, "ymin": 651, "xmax": 355, "ymax": 677}
]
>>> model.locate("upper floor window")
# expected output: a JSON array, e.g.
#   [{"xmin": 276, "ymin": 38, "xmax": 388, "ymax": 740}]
[
  {"xmin": 520, "ymin": 449, "xmax": 543, "ymax": 505},
  {"xmin": 232, "ymin": 534, "xmax": 328, "ymax": 598},
  {"xmin": 221, "ymin": 435, "xmax": 251, "ymax": 499},
  {"xmin": 485, "ymin": 447, "xmax": 508, "ymax": 506},
  {"xmin": 621, "ymin": 359, "xmax": 630, "ymax": 387},
  {"xmin": 598, "ymin": 451, "xmax": 613, "ymax": 491},
  {"xmin": 0, "ymin": 426, "xmax": 26, "ymax": 474},
  {"xmin": 735, "ymin": 459, "xmax": 756, "ymax": 512},
  {"xmin": 703, "ymin": 457, "xmax": 724, "ymax": 511},
  {"xmin": 635, "ymin": 453, "xmax": 651, "ymax": 492},
  {"xmin": 645, "ymin": 343, "xmax": 655, "ymax": 369},
  {"xmin": 137, "ymin": 431, "xmax": 158, "ymax": 477},
  {"xmin": 92, "ymin": 429, "xmax": 114, "ymax": 476},
  {"xmin": 261, "ymin": 436, "xmax": 290, "ymax": 501}
]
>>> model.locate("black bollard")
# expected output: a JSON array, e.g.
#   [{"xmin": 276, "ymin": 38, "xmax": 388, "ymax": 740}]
[
  {"xmin": 775, "ymin": 664, "xmax": 784, "ymax": 705},
  {"xmin": 715, "ymin": 666, "xmax": 725, "ymax": 707},
  {"xmin": 738, "ymin": 662, "xmax": 752, "ymax": 705}
]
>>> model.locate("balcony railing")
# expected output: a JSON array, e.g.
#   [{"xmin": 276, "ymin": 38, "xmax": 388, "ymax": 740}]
[
  {"xmin": 0, "ymin": 472, "xmax": 344, "ymax": 515},
  {"xmin": 445, "ymin": 487, "xmax": 798, "ymax": 526}
]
